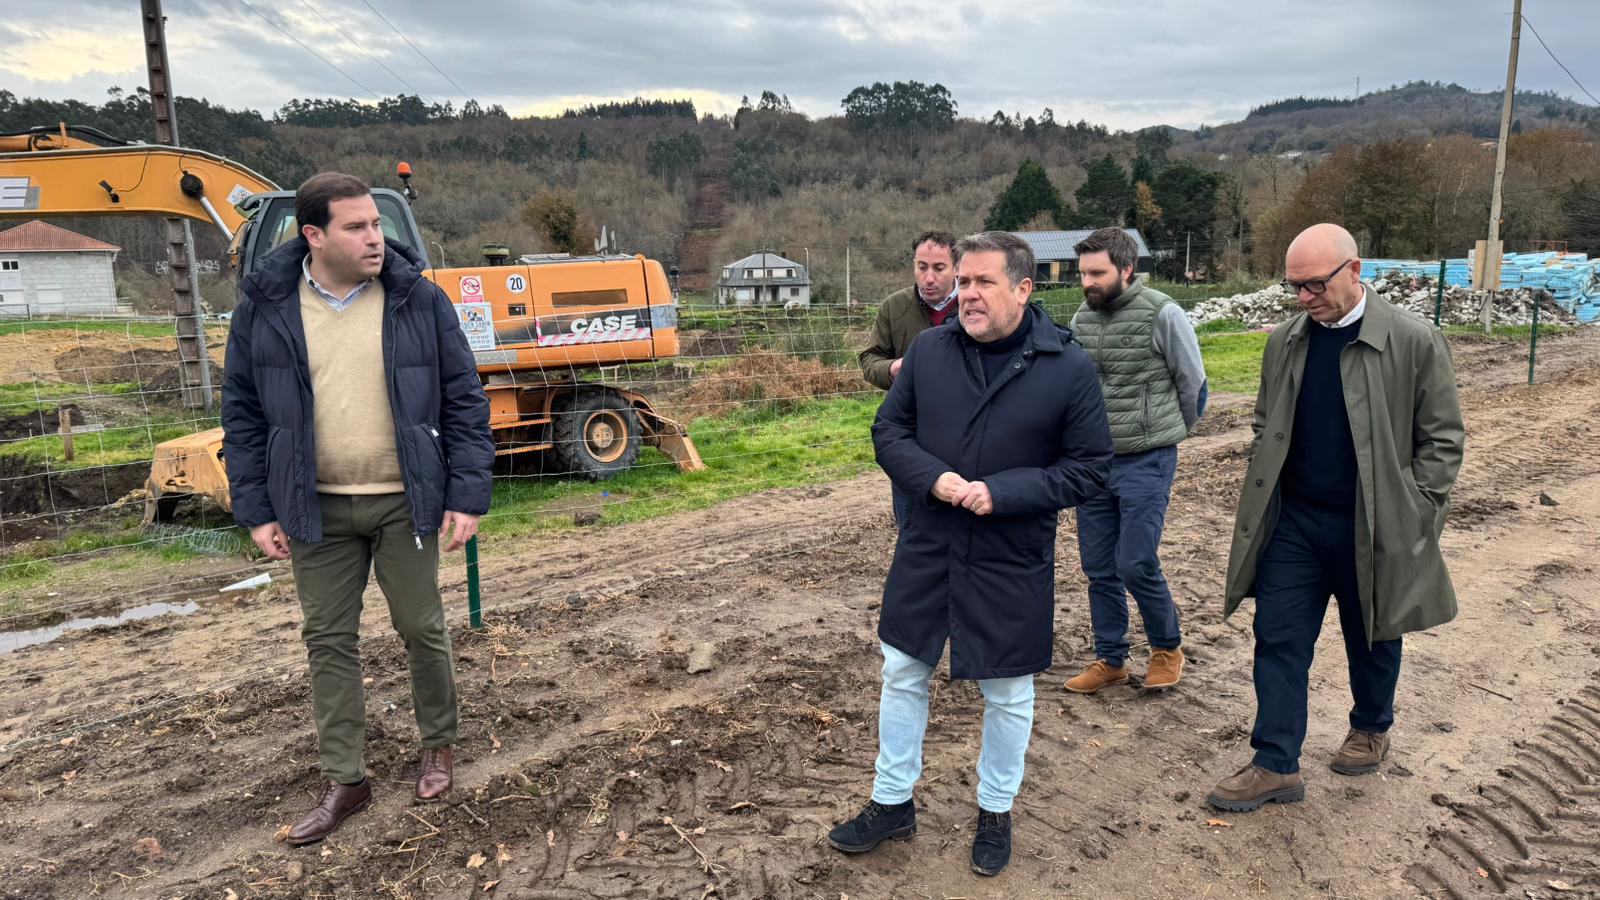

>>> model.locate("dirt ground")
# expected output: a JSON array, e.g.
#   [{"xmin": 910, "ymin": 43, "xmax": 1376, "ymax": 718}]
[{"xmin": 1, "ymin": 331, "xmax": 1599, "ymax": 899}]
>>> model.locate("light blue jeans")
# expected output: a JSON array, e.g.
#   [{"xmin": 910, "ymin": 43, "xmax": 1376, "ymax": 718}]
[{"xmin": 871, "ymin": 641, "xmax": 1035, "ymax": 813}]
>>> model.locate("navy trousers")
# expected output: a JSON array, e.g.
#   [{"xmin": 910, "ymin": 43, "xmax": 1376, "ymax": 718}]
[
  {"xmin": 1075, "ymin": 445, "xmax": 1182, "ymax": 668},
  {"xmin": 1249, "ymin": 498, "xmax": 1403, "ymax": 774}
]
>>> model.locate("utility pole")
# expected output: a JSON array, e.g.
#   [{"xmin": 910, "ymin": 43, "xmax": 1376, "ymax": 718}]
[
  {"xmin": 141, "ymin": 0, "xmax": 212, "ymax": 411},
  {"xmin": 1476, "ymin": 0, "xmax": 1522, "ymax": 330},
  {"xmin": 1184, "ymin": 232, "xmax": 1192, "ymax": 283},
  {"xmin": 845, "ymin": 243, "xmax": 851, "ymax": 306}
]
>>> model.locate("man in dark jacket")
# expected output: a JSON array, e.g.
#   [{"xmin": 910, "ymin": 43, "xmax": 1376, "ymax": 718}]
[
  {"xmin": 860, "ymin": 230, "xmax": 960, "ymax": 527},
  {"xmin": 222, "ymin": 172, "xmax": 493, "ymax": 846},
  {"xmin": 829, "ymin": 231, "xmax": 1114, "ymax": 877}
]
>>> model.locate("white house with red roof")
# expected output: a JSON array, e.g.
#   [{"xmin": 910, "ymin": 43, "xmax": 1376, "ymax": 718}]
[{"xmin": 0, "ymin": 220, "xmax": 121, "ymax": 318}]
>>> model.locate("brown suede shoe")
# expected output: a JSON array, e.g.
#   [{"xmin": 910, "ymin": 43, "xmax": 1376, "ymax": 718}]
[
  {"xmin": 1143, "ymin": 648, "xmax": 1185, "ymax": 690},
  {"xmin": 287, "ymin": 779, "xmax": 372, "ymax": 846},
  {"xmin": 1330, "ymin": 729, "xmax": 1390, "ymax": 776},
  {"xmin": 1205, "ymin": 765, "xmax": 1305, "ymax": 812},
  {"xmin": 1065, "ymin": 660, "xmax": 1130, "ymax": 694},
  {"xmin": 416, "ymin": 747, "xmax": 453, "ymax": 802}
]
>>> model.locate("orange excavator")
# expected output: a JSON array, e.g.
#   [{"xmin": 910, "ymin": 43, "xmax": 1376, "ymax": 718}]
[{"xmin": 0, "ymin": 124, "xmax": 703, "ymax": 523}]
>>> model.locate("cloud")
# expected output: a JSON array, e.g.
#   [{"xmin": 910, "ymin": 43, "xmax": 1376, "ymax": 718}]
[
  {"xmin": 3, "ymin": 0, "xmax": 1596, "ymax": 130},
  {"xmin": 0, "ymin": 24, "xmax": 144, "ymax": 84}
]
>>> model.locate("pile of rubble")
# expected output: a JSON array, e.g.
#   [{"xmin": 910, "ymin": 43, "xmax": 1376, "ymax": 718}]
[
  {"xmin": 1186, "ymin": 277, "xmax": 1577, "ymax": 330},
  {"xmin": 1186, "ymin": 284, "xmax": 1298, "ymax": 329},
  {"xmin": 1371, "ymin": 274, "xmax": 1577, "ymax": 328}
]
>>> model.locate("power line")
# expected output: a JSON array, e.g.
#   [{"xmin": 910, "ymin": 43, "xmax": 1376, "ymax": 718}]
[
  {"xmin": 237, "ymin": 0, "xmax": 378, "ymax": 98},
  {"xmin": 354, "ymin": 0, "xmax": 472, "ymax": 102},
  {"xmin": 1519, "ymin": 14, "xmax": 1599, "ymax": 107},
  {"xmin": 296, "ymin": 0, "xmax": 425, "ymax": 98}
]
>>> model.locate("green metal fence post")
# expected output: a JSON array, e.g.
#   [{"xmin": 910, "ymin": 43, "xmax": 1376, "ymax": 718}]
[
  {"xmin": 466, "ymin": 535, "xmax": 482, "ymax": 629},
  {"xmin": 1528, "ymin": 291, "xmax": 1541, "ymax": 386},
  {"xmin": 1433, "ymin": 259, "xmax": 1446, "ymax": 327}
]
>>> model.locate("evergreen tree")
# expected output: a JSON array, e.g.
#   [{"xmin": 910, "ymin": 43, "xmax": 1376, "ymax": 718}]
[
  {"xmin": 1074, "ymin": 154, "xmax": 1134, "ymax": 227},
  {"xmin": 984, "ymin": 160, "xmax": 1065, "ymax": 231}
]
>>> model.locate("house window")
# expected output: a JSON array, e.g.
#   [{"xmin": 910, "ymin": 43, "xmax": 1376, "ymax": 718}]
[
  {"xmin": 721, "ymin": 268, "xmax": 731, "ymax": 279},
  {"xmin": 0, "ymin": 258, "xmax": 19, "ymax": 292},
  {"xmin": 785, "ymin": 268, "xmax": 795, "ymax": 278},
  {"xmin": 790, "ymin": 287, "xmax": 800, "ymax": 297},
  {"xmin": 765, "ymin": 268, "xmax": 777, "ymax": 278},
  {"xmin": 745, "ymin": 269, "xmax": 757, "ymax": 278}
]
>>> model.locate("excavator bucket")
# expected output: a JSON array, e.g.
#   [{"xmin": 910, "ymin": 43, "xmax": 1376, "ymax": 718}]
[
  {"xmin": 630, "ymin": 404, "xmax": 706, "ymax": 473},
  {"xmin": 144, "ymin": 427, "xmax": 231, "ymax": 525}
]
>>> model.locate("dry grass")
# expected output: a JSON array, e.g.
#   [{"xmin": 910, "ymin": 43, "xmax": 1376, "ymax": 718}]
[{"xmin": 675, "ymin": 351, "xmax": 864, "ymax": 421}]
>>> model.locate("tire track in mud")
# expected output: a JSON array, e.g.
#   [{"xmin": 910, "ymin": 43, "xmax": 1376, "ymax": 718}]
[{"xmin": 1405, "ymin": 684, "xmax": 1600, "ymax": 898}]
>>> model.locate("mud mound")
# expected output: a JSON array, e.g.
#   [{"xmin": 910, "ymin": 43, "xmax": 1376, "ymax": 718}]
[
  {"xmin": 0, "ymin": 404, "xmax": 83, "ymax": 441},
  {"xmin": 676, "ymin": 351, "xmax": 861, "ymax": 420},
  {"xmin": 51, "ymin": 347, "xmax": 201, "ymax": 386},
  {"xmin": 0, "ymin": 452, "xmax": 146, "ymax": 520}
]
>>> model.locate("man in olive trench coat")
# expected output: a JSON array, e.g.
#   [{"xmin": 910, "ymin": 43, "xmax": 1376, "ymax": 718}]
[{"xmin": 1207, "ymin": 223, "xmax": 1464, "ymax": 812}]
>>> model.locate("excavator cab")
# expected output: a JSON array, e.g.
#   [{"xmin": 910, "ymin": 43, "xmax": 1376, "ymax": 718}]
[{"xmin": 230, "ymin": 187, "xmax": 428, "ymax": 275}]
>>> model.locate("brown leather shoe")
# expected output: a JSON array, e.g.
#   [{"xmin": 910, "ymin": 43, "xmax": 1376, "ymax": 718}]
[
  {"xmin": 1330, "ymin": 729, "xmax": 1390, "ymax": 776},
  {"xmin": 287, "ymin": 779, "xmax": 372, "ymax": 846},
  {"xmin": 416, "ymin": 747, "xmax": 453, "ymax": 802},
  {"xmin": 1065, "ymin": 659, "xmax": 1129, "ymax": 694},
  {"xmin": 1143, "ymin": 648, "xmax": 1185, "ymax": 689},
  {"xmin": 1205, "ymin": 765, "xmax": 1305, "ymax": 812}
]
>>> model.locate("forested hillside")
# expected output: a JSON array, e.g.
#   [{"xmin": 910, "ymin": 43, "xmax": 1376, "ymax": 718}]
[{"xmin": 3, "ymin": 80, "xmax": 1596, "ymax": 311}]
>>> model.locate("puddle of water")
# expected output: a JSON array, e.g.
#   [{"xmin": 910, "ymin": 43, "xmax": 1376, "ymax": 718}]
[{"xmin": 0, "ymin": 601, "xmax": 199, "ymax": 655}]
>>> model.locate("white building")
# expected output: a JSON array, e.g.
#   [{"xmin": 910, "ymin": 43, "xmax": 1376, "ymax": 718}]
[
  {"xmin": 714, "ymin": 251, "xmax": 812, "ymax": 306},
  {"xmin": 0, "ymin": 220, "xmax": 121, "ymax": 319}
]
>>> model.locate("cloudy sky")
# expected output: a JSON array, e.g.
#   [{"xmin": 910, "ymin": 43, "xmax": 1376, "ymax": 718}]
[{"xmin": 3, "ymin": 0, "xmax": 1597, "ymax": 130}]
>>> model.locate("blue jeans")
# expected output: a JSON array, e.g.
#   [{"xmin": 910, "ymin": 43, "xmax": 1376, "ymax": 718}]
[
  {"xmin": 1249, "ymin": 500, "xmax": 1403, "ymax": 774},
  {"xmin": 1075, "ymin": 446, "xmax": 1182, "ymax": 668},
  {"xmin": 871, "ymin": 642, "xmax": 1034, "ymax": 813}
]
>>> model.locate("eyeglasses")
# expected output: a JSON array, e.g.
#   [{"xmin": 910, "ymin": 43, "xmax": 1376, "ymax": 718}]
[{"xmin": 1281, "ymin": 259, "xmax": 1353, "ymax": 295}]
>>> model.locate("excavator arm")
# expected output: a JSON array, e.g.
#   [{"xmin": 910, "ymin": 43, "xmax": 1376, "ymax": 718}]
[{"xmin": 0, "ymin": 141, "xmax": 278, "ymax": 241}]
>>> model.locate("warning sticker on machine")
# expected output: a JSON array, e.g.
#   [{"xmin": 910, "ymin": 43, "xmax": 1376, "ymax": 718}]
[
  {"xmin": 454, "ymin": 302, "xmax": 496, "ymax": 351},
  {"xmin": 494, "ymin": 307, "xmax": 653, "ymax": 348},
  {"xmin": 459, "ymin": 275, "xmax": 484, "ymax": 300}
]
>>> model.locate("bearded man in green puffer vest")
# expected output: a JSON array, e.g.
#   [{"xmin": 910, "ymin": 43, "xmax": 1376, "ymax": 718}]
[{"xmin": 1065, "ymin": 227, "xmax": 1208, "ymax": 695}]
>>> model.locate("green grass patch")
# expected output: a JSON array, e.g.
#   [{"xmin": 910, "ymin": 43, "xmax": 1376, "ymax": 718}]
[
  {"xmin": 0, "ymin": 381, "xmax": 142, "ymax": 417},
  {"xmin": 0, "ymin": 414, "xmax": 215, "ymax": 471},
  {"xmin": 0, "ymin": 520, "xmax": 211, "ymax": 601},
  {"xmin": 1443, "ymin": 323, "xmax": 1572, "ymax": 342},
  {"xmin": 1198, "ymin": 332, "xmax": 1269, "ymax": 394},
  {"xmin": 0, "ymin": 320, "xmax": 177, "ymax": 339},
  {"xmin": 1195, "ymin": 317, "xmax": 1251, "ymax": 335},
  {"xmin": 481, "ymin": 395, "xmax": 880, "ymax": 541}
]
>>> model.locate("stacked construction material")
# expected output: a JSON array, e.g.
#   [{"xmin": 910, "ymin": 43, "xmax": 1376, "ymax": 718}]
[{"xmin": 1362, "ymin": 252, "xmax": 1600, "ymax": 322}]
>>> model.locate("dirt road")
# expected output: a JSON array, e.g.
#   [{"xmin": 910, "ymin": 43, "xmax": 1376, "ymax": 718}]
[{"xmin": 1, "ymin": 331, "xmax": 1597, "ymax": 898}]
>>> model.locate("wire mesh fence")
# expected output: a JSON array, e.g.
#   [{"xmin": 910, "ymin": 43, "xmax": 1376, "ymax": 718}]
[{"xmin": 0, "ymin": 239, "xmax": 1273, "ymax": 750}]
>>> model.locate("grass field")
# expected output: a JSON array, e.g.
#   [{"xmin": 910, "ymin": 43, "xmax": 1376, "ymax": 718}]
[{"xmin": 0, "ymin": 320, "xmax": 180, "ymax": 339}]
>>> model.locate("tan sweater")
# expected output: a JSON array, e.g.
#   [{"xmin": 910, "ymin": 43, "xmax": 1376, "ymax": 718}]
[{"xmin": 299, "ymin": 279, "xmax": 405, "ymax": 494}]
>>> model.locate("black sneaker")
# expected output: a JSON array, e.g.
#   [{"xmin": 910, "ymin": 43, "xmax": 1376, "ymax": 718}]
[
  {"xmin": 827, "ymin": 798, "xmax": 916, "ymax": 853},
  {"xmin": 970, "ymin": 809, "xmax": 1012, "ymax": 876}
]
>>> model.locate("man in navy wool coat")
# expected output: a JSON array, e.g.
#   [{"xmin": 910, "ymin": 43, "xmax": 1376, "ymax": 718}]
[{"xmin": 828, "ymin": 230, "xmax": 1114, "ymax": 877}]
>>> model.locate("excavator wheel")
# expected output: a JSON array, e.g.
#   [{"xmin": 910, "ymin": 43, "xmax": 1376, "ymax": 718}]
[{"xmin": 552, "ymin": 389, "xmax": 640, "ymax": 480}]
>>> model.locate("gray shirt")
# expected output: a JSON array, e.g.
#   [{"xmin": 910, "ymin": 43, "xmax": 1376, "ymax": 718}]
[{"xmin": 1150, "ymin": 302, "xmax": 1208, "ymax": 430}]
